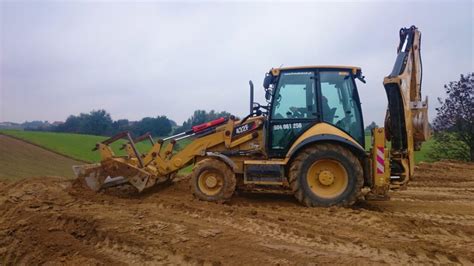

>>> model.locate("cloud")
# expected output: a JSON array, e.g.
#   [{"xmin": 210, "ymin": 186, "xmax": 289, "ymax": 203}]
[{"xmin": 1, "ymin": 1, "xmax": 472, "ymax": 125}]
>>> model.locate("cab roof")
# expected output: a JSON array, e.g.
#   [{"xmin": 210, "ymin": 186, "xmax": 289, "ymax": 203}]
[{"xmin": 271, "ymin": 65, "xmax": 361, "ymax": 76}]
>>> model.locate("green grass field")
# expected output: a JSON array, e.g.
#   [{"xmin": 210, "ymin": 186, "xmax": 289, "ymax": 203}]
[
  {"xmin": 413, "ymin": 138, "xmax": 435, "ymax": 163},
  {"xmin": 364, "ymin": 135, "xmax": 434, "ymax": 163},
  {"xmin": 1, "ymin": 130, "xmax": 434, "ymax": 167},
  {"xmin": 0, "ymin": 130, "xmax": 191, "ymax": 163},
  {"xmin": 0, "ymin": 130, "xmax": 151, "ymax": 162}
]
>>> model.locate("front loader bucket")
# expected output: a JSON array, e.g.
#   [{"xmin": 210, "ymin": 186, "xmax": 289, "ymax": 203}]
[
  {"xmin": 72, "ymin": 163, "xmax": 128, "ymax": 191},
  {"xmin": 73, "ymin": 129, "xmax": 190, "ymax": 193},
  {"xmin": 73, "ymin": 164, "xmax": 108, "ymax": 191},
  {"xmin": 73, "ymin": 161, "xmax": 170, "ymax": 192}
]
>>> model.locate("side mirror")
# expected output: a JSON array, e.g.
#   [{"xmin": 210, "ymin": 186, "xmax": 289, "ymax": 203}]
[
  {"xmin": 355, "ymin": 69, "xmax": 366, "ymax": 83},
  {"xmin": 265, "ymin": 89, "xmax": 272, "ymax": 101},
  {"xmin": 263, "ymin": 73, "xmax": 273, "ymax": 89}
]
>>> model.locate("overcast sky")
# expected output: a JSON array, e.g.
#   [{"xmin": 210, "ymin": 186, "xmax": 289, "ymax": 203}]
[{"xmin": 1, "ymin": 0, "xmax": 472, "ymax": 125}]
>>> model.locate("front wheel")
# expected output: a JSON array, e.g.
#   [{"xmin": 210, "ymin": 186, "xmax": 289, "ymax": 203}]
[
  {"xmin": 191, "ymin": 158, "xmax": 236, "ymax": 203},
  {"xmin": 289, "ymin": 143, "xmax": 363, "ymax": 207}
]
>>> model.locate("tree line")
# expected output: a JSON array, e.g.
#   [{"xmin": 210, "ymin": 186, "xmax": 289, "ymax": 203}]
[
  {"xmin": 29, "ymin": 109, "xmax": 233, "ymax": 138},
  {"xmin": 55, "ymin": 110, "xmax": 175, "ymax": 137}
]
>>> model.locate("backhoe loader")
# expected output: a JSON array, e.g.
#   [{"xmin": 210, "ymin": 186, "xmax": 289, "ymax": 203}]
[{"xmin": 73, "ymin": 25, "xmax": 429, "ymax": 207}]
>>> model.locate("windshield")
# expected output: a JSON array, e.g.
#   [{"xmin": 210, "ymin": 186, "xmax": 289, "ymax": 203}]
[{"xmin": 320, "ymin": 71, "xmax": 364, "ymax": 144}]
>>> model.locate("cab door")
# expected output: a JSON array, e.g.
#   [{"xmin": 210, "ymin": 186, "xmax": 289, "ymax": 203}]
[{"xmin": 268, "ymin": 70, "xmax": 320, "ymax": 157}]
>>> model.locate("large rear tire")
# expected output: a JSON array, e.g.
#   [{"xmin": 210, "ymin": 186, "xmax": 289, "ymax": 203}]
[
  {"xmin": 289, "ymin": 143, "xmax": 363, "ymax": 207},
  {"xmin": 191, "ymin": 158, "xmax": 236, "ymax": 203}
]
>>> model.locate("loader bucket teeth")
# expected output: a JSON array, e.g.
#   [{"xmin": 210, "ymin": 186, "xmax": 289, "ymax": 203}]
[
  {"xmin": 128, "ymin": 174, "xmax": 150, "ymax": 192},
  {"xmin": 102, "ymin": 176, "xmax": 128, "ymax": 189},
  {"xmin": 84, "ymin": 174, "xmax": 103, "ymax": 192}
]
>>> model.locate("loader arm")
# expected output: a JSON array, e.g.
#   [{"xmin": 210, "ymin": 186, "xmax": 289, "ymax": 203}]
[
  {"xmin": 383, "ymin": 25, "xmax": 429, "ymax": 185},
  {"xmin": 74, "ymin": 117, "xmax": 263, "ymax": 192}
]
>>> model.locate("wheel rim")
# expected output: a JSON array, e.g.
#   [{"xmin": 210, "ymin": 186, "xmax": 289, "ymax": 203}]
[
  {"xmin": 306, "ymin": 159, "xmax": 348, "ymax": 199},
  {"xmin": 197, "ymin": 170, "xmax": 224, "ymax": 196}
]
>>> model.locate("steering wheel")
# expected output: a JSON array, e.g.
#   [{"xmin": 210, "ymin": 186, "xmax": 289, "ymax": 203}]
[
  {"xmin": 289, "ymin": 107, "xmax": 305, "ymax": 118},
  {"xmin": 253, "ymin": 102, "xmax": 270, "ymax": 113},
  {"xmin": 240, "ymin": 102, "xmax": 269, "ymax": 125}
]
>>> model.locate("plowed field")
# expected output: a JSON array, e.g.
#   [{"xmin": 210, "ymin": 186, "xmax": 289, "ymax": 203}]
[
  {"xmin": 0, "ymin": 134, "xmax": 81, "ymax": 180},
  {"xmin": 1, "ymin": 159, "xmax": 473, "ymax": 265}
]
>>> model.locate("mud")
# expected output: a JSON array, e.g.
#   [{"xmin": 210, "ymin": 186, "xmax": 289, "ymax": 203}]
[{"xmin": 1, "ymin": 161, "xmax": 473, "ymax": 265}]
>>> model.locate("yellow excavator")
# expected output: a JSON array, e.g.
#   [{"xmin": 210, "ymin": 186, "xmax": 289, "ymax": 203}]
[{"xmin": 73, "ymin": 25, "xmax": 429, "ymax": 207}]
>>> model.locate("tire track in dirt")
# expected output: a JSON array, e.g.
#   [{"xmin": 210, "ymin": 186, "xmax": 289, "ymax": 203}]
[
  {"xmin": 51, "ymin": 214, "xmax": 181, "ymax": 265},
  {"xmin": 197, "ymin": 208, "xmax": 469, "ymax": 264},
  {"xmin": 1, "ymin": 161, "xmax": 474, "ymax": 264},
  {"xmin": 153, "ymin": 189, "xmax": 471, "ymax": 264}
]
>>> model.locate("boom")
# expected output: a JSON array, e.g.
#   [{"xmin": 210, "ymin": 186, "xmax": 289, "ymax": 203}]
[{"xmin": 383, "ymin": 25, "xmax": 429, "ymax": 187}]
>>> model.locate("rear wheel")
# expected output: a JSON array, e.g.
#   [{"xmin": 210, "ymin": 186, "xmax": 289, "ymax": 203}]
[
  {"xmin": 191, "ymin": 158, "xmax": 236, "ymax": 203},
  {"xmin": 289, "ymin": 143, "xmax": 363, "ymax": 207}
]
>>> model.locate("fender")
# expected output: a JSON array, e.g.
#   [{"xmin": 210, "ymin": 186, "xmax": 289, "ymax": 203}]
[
  {"xmin": 286, "ymin": 134, "xmax": 367, "ymax": 159},
  {"xmin": 205, "ymin": 152, "xmax": 238, "ymax": 171}
]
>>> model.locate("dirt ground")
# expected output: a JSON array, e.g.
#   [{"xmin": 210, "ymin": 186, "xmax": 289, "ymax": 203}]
[
  {"xmin": 1, "ymin": 160, "xmax": 473, "ymax": 265},
  {"xmin": 0, "ymin": 135, "xmax": 81, "ymax": 180}
]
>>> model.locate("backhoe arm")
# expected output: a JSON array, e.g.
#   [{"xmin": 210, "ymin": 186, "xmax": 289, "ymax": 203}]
[{"xmin": 383, "ymin": 25, "xmax": 429, "ymax": 184}]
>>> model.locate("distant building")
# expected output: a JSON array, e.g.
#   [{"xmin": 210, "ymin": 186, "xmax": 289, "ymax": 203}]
[{"xmin": 0, "ymin": 122, "xmax": 22, "ymax": 129}]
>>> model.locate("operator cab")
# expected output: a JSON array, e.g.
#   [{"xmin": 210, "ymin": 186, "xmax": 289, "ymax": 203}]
[{"xmin": 262, "ymin": 66, "xmax": 365, "ymax": 157}]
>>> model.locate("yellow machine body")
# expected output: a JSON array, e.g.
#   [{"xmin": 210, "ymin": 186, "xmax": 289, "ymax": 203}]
[{"xmin": 74, "ymin": 26, "xmax": 428, "ymax": 207}]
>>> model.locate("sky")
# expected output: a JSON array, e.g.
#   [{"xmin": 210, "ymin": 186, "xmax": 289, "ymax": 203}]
[{"xmin": 1, "ymin": 0, "xmax": 472, "ymax": 125}]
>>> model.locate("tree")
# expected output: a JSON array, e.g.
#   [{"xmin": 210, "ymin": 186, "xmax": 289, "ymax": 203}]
[
  {"xmin": 49, "ymin": 110, "xmax": 173, "ymax": 137},
  {"xmin": 430, "ymin": 73, "xmax": 474, "ymax": 161},
  {"xmin": 168, "ymin": 119, "xmax": 177, "ymax": 127},
  {"xmin": 111, "ymin": 119, "xmax": 130, "ymax": 134},
  {"xmin": 55, "ymin": 109, "xmax": 113, "ymax": 136},
  {"xmin": 427, "ymin": 133, "xmax": 469, "ymax": 161},
  {"xmin": 175, "ymin": 110, "xmax": 232, "ymax": 133},
  {"xmin": 82, "ymin": 110, "xmax": 113, "ymax": 136},
  {"xmin": 56, "ymin": 115, "xmax": 82, "ymax": 133},
  {"xmin": 365, "ymin": 121, "xmax": 378, "ymax": 134},
  {"xmin": 131, "ymin": 116, "xmax": 172, "ymax": 137}
]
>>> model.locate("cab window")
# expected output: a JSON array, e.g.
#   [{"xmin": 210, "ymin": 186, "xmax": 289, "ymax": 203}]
[
  {"xmin": 270, "ymin": 71, "xmax": 316, "ymax": 150},
  {"xmin": 271, "ymin": 71, "xmax": 317, "ymax": 119},
  {"xmin": 320, "ymin": 71, "xmax": 364, "ymax": 144}
]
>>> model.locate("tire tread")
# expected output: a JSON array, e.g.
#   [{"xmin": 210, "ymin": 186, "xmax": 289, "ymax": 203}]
[{"xmin": 289, "ymin": 143, "xmax": 363, "ymax": 207}]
